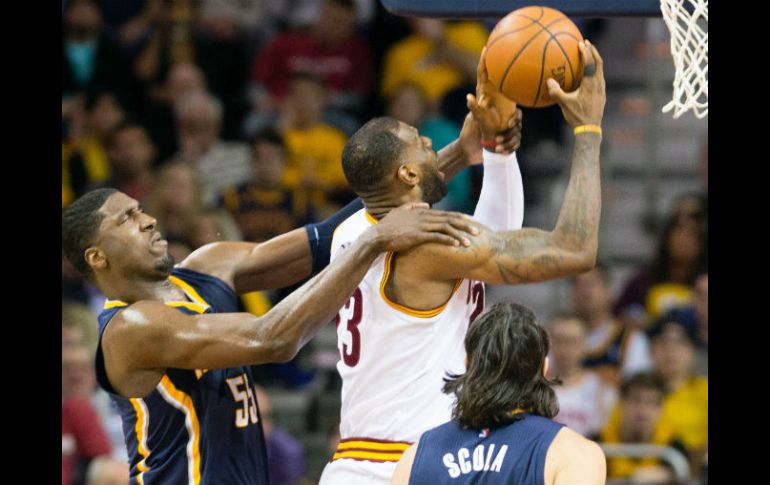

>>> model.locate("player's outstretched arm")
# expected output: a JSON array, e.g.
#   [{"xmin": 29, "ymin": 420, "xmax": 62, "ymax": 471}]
[
  {"xmin": 468, "ymin": 47, "xmax": 525, "ymax": 231},
  {"xmin": 396, "ymin": 40, "xmax": 605, "ymax": 285},
  {"xmin": 181, "ymin": 106, "xmax": 522, "ymax": 295},
  {"xmin": 181, "ymin": 228, "xmax": 316, "ymax": 293},
  {"xmin": 101, "ymin": 205, "xmax": 477, "ymax": 397},
  {"xmin": 178, "ymin": 196, "xmax": 364, "ymax": 293}
]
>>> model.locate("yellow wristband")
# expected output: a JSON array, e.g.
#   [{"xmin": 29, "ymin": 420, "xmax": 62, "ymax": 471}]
[{"xmin": 574, "ymin": 124, "xmax": 602, "ymax": 136}]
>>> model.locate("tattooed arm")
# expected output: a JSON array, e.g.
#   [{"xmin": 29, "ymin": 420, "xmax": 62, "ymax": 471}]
[
  {"xmin": 390, "ymin": 40, "xmax": 606, "ymax": 292},
  {"xmin": 399, "ymin": 128, "xmax": 601, "ymax": 285}
]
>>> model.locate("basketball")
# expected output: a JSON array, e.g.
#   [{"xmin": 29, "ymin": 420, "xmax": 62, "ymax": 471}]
[{"xmin": 485, "ymin": 6, "xmax": 584, "ymax": 108}]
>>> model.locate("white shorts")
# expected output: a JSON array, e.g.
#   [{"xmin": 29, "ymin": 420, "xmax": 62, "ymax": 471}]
[{"xmin": 319, "ymin": 458, "xmax": 398, "ymax": 485}]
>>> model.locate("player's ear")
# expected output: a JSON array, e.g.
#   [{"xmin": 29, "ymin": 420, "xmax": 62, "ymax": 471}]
[
  {"xmin": 396, "ymin": 163, "xmax": 420, "ymax": 187},
  {"xmin": 85, "ymin": 247, "xmax": 108, "ymax": 272},
  {"xmin": 543, "ymin": 356, "xmax": 550, "ymax": 377}
]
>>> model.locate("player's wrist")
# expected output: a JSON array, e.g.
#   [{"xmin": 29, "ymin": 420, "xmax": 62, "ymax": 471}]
[
  {"xmin": 573, "ymin": 124, "xmax": 602, "ymax": 136},
  {"xmin": 359, "ymin": 226, "xmax": 387, "ymax": 255},
  {"xmin": 483, "ymin": 149, "xmax": 517, "ymax": 164},
  {"xmin": 480, "ymin": 138, "xmax": 497, "ymax": 152}
]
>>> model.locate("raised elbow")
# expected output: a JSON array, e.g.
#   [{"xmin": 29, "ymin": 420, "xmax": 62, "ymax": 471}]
[
  {"xmin": 550, "ymin": 230, "xmax": 598, "ymax": 274},
  {"xmin": 265, "ymin": 337, "xmax": 299, "ymax": 364},
  {"xmin": 255, "ymin": 316, "xmax": 301, "ymax": 364}
]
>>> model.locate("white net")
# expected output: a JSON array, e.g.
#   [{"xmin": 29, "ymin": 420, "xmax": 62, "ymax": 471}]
[{"xmin": 660, "ymin": 0, "xmax": 708, "ymax": 118}]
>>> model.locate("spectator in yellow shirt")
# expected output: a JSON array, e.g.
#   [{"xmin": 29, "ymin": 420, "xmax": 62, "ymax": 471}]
[
  {"xmin": 598, "ymin": 373, "xmax": 684, "ymax": 481},
  {"xmin": 647, "ymin": 311, "xmax": 708, "ymax": 472},
  {"xmin": 381, "ymin": 18, "xmax": 487, "ymax": 104},
  {"xmin": 277, "ymin": 73, "xmax": 354, "ymax": 217}
]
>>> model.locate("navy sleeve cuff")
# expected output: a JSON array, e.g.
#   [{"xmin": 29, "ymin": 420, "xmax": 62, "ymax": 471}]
[{"xmin": 304, "ymin": 198, "xmax": 365, "ymax": 276}]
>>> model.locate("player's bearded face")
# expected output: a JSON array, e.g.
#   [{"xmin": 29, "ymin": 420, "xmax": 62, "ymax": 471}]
[{"xmin": 420, "ymin": 165, "xmax": 448, "ymax": 204}]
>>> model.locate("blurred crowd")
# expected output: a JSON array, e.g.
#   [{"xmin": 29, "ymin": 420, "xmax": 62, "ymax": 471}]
[{"xmin": 61, "ymin": 1, "xmax": 707, "ymax": 484}]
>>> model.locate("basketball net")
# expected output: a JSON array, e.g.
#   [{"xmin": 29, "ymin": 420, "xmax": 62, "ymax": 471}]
[{"xmin": 660, "ymin": 0, "xmax": 708, "ymax": 118}]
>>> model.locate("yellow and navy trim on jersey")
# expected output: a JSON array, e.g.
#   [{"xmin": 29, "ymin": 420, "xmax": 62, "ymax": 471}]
[
  {"xmin": 130, "ymin": 398, "xmax": 151, "ymax": 485},
  {"xmin": 102, "ymin": 275, "xmax": 212, "ymax": 314},
  {"xmin": 101, "ymin": 275, "xmax": 211, "ymax": 485},
  {"xmin": 379, "ymin": 251, "xmax": 463, "ymax": 318},
  {"xmin": 167, "ymin": 275, "xmax": 211, "ymax": 313},
  {"xmin": 332, "ymin": 437, "xmax": 413, "ymax": 463},
  {"xmin": 156, "ymin": 375, "xmax": 203, "ymax": 485}
]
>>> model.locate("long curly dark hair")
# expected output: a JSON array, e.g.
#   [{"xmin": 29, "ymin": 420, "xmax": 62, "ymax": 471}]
[{"xmin": 443, "ymin": 302, "xmax": 560, "ymax": 430}]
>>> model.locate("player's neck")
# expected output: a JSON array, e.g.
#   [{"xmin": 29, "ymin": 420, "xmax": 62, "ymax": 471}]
[
  {"xmin": 99, "ymin": 273, "xmax": 185, "ymax": 304},
  {"xmin": 362, "ymin": 192, "xmax": 425, "ymax": 220}
]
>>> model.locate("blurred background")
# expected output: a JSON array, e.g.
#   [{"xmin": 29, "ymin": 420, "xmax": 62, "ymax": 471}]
[{"xmin": 61, "ymin": 1, "xmax": 707, "ymax": 484}]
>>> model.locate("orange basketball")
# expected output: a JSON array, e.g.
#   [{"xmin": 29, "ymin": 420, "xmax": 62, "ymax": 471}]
[{"xmin": 485, "ymin": 6, "xmax": 584, "ymax": 108}]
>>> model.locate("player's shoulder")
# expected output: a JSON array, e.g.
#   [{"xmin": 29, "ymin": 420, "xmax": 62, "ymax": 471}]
[
  {"xmin": 102, "ymin": 299, "xmax": 200, "ymax": 362},
  {"xmin": 545, "ymin": 427, "xmax": 606, "ymax": 485},
  {"xmin": 106, "ymin": 300, "xmax": 174, "ymax": 329},
  {"xmin": 550, "ymin": 426, "xmax": 605, "ymax": 462}
]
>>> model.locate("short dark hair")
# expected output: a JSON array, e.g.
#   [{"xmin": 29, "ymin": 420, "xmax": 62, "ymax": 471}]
[
  {"xmin": 341, "ymin": 117, "xmax": 406, "ymax": 193},
  {"xmin": 620, "ymin": 372, "xmax": 667, "ymax": 400},
  {"xmin": 62, "ymin": 188, "xmax": 118, "ymax": 275},
  {"xmin": 444, "ymin": 302, "xmax": 560, "ymax": 430}
]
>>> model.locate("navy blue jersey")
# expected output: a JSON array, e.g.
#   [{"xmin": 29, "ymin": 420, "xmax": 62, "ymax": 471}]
[
  {"xmin": 95, "ymin": 267, "xmax": 270, "ymax": 485},
  {"xmin": 409, "ymin": 413, "xmax": 564, "ymax": 485}
]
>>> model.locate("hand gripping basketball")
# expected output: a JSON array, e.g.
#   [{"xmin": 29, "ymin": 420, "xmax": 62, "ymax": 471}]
[
  {"xmin": 546, "ymin": 40, "xmax": 606, "ymax": 128},
  {"xmin": 467, "ymin": 47, "xmax": 520, "ymax": 138}
]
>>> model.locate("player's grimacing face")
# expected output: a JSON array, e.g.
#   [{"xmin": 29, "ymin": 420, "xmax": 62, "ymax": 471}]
[{"xmin": 94, "ymin": 192, "xmax": 173, "ymax": 275}]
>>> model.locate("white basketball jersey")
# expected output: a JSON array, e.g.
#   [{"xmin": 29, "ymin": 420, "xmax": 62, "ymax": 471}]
[{"xmin": 330, "ymin": 209, "xmax": 486, "ymax": 444}]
